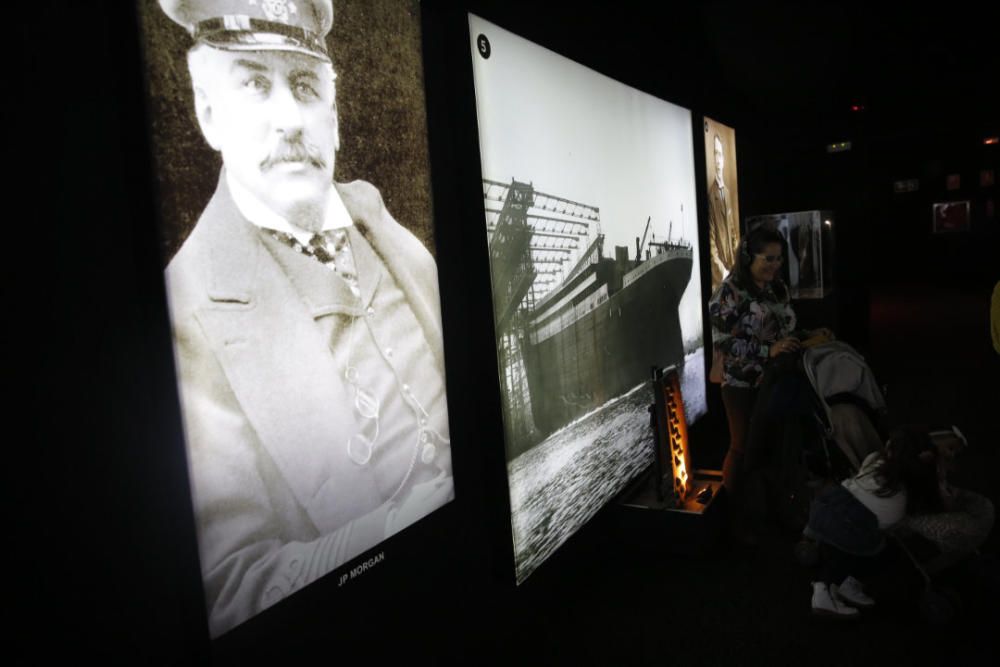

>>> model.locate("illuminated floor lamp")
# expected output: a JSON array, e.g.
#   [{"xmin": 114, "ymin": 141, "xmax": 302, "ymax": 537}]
[
  {"xmin": 651, "ymin": 366, "xmax": 721, "ymax": 513},
  {"xmin": 615, "ymin": 365, "xmax": 724, "ymax": 554},
  {"xmin": 661, "ymin": 367, "xmax": 692, "ymax": 503}
]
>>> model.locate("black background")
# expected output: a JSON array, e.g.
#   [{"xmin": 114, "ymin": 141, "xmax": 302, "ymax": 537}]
[{"xmin": 12, "ymin": 0, "xmax": 998, "ymax": 663}]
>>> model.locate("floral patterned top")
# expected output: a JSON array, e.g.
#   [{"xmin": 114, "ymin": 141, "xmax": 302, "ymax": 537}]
[{"xmin": 708, "ymin": 276, "xmax": 798, "ymax": 388}]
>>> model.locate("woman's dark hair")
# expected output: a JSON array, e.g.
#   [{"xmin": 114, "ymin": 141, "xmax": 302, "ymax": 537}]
[
  {"xmin": 730, "ymin": 223, "xmax": 789, "ymax": 300},
  {"xmin": 875, "ymin": 426, "xmax": 943, "ymax": 514}
]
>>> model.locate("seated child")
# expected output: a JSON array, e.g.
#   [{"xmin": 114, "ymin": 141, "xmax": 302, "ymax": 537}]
[{"xmin": 803, "ymin": 426, "xmax": 940, "ymax": 618}]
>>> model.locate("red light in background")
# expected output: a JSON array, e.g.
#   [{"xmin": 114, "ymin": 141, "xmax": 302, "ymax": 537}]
[
  {"xmin": 850, "ymin": 104, "xmax": 865, "ymax": 112},
  {"xmin": 985, "ymin": 137, "xmax": 999, "ymax": 145}
]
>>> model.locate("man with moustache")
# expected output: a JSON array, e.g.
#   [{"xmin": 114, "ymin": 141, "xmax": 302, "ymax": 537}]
[
  {"xmin": 708, "ymin": 133, "xmax": 740, "ymax": 291},
  {"xmin": 157, "ymin": 0, "xmax": 452, "ymax": 637}
]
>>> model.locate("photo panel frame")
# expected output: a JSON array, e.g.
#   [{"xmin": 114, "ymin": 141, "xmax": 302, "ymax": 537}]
[
  {"xmin": 135, "ymin": 0, "xmax": 461, "ymax": 642},
  {"xmin": 468, "ymin": 13, "xmax": 708, "ymax": 584}
]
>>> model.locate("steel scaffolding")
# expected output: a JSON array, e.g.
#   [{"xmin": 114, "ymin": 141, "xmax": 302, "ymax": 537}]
[{"xmin": 483, "ymin": 178, "xmax": 599, "ymax": 448}]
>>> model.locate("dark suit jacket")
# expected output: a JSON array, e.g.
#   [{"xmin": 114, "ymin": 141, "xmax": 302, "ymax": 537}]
[{"xmin": 708, "ymin": 179, "xmax": 739, "ymax": 291}]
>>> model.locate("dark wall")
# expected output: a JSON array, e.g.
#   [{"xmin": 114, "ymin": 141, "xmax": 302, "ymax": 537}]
[{"xmin": 13, "ymin": 3, "xmax": 208, "ymax": 663}]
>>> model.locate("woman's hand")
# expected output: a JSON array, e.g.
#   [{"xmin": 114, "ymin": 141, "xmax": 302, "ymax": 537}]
[
  {"xmin": 809, "ymin": 327, "xmax": 835, "ymax": 341},
  {"xmin": 769, "ymin": 337, "xmax": 801, "ymax": 358}
]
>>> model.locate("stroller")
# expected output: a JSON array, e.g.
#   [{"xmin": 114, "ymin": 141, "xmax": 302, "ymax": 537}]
[
  {"xmin": 763, "ymin": 341, "xmax": 888, "ymax": 536},
  {"xmin": 798, "ymin": 341, "xmax": 888, "ymax": 484},
  {"xmin": 790, "ymin": 343, "xmax": 995, "ymax": 623}
]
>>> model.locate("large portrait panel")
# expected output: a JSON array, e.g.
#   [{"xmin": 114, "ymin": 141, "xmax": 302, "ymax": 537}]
[
  {"xmin": 137, "ymin": 0, "xmax": 453, "ymax": 637},
  {"xmin": 703, "ymin": 117, "xmax": 741, "ymax": 294}
]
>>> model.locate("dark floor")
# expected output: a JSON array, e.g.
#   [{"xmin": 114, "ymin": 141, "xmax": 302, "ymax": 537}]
[{"xmin": 468, "ymin": 282, "xmax": 999, "ymax": 665}]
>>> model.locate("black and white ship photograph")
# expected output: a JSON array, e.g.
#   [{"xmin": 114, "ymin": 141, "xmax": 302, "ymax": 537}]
[{"xmin": 470, "ymin": 15, "xmax": 706, "ymax": 583}]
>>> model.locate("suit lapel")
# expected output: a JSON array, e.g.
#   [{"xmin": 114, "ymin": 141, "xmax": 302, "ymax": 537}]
[
  {"xmin": 337, "ymin": 181, "xmax": 444, "ymax": 371},
  {"xmin": 259, "ymin": 230, "xmax": 377, "ymax": 317},
  {"xmin": 191, "ymin": 177, "xmax": 383, "ymax": 533}
]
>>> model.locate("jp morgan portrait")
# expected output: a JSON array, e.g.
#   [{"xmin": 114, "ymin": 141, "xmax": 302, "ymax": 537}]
[{"xmin": 138, "ymin": 0, "xmax": 453, "ymax": 637}]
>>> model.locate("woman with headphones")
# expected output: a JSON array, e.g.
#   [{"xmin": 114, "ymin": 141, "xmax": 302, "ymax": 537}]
[{"xmin": 708, "ymin": 223, "xmax": 832, "ymax": 541}]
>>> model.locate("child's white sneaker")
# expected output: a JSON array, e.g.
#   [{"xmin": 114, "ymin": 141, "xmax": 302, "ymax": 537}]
[
  {"xmin": 835, "ymin": 576, "xmax": 875, "ymax": 608},
  {"xmin": 811, "ymin": 581, "xmax": 859, "ymax": 618}
]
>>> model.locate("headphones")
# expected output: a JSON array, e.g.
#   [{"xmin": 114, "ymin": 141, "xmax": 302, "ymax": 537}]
[
  {"xmin": 741, "ymin": 223, "xmax": 785, "ymax": 266},
  {"xmin": 739, "ymin": 232, "xmax": 752, "ymax": 266}
]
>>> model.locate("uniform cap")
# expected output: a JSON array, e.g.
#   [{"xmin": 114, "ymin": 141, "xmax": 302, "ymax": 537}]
[{"xmin": 159, "ymin": 0, "xmax": 333, "ymax": 61}]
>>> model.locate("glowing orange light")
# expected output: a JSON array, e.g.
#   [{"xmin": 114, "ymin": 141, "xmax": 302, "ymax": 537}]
[
  {"xmin": 985, "ymin": 137, "xmax": 999, "ymax": 145},
  {"xmin": 664, "ymin": 371, "xmax": 693, "ymax": 502}
]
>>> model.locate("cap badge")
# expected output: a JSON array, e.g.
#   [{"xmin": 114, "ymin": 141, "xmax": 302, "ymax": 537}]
[{"xmin": 252, "ymin": 0, "xmax": 298, "ymax": 24}]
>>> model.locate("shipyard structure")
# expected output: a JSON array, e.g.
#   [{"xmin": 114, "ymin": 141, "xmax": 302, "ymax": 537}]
[{"xmin": 484, "ymin": 179, "xmax": 693, "ymax": 459}]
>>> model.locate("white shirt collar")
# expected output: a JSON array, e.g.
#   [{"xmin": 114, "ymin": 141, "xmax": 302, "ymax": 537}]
[{"xmin": 226, "ymin": 171, "xmax": 353, "ymax": 246}]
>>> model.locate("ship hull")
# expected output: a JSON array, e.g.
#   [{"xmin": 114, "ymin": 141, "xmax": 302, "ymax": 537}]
[{"xmin": 523, "ymin": 249, "xmax": 693, "ymax": 438}]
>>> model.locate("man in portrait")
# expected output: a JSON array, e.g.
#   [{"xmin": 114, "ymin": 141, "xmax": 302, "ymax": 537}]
[
  {"xmin": 708, "ymin": 133, "xmax": 740, "ymax": 291},
  {"xmin": 792, "ymin": 217, "xmax": 817, "ymax": 289},
  {"xmin": 152, "ymin": 0, "xmax": 453, "ymax": 637}
]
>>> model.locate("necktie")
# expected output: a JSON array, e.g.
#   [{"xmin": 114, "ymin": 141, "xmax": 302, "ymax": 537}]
[{"xmin": 264, "ymin": 227, "xmax": 360, "ymax": 296}]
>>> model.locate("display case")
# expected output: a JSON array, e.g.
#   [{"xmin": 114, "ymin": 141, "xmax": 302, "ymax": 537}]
[{"xmin": 747, "ymin": 210, "xmax": 835, "ymax": 299}]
